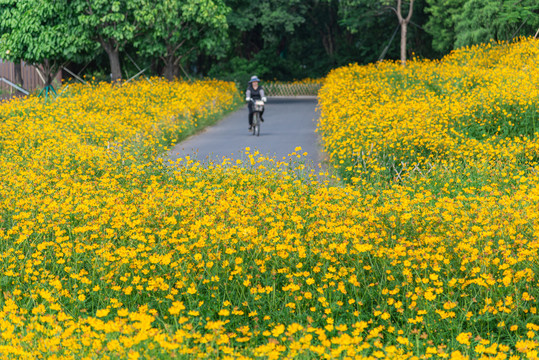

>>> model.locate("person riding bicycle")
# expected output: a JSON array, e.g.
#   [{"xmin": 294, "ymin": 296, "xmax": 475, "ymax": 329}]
[{"xmin": 245, "ymin": 76, "xmax": 267, "ymax": 130}]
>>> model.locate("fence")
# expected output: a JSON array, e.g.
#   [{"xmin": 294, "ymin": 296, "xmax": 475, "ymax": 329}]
[
  {"xmin": 263, "ymin": 80, "xmax": 323, "ymax": 97},
  {"xmin": 0, "ymin": 60, "xmax": 62, "ymax": 98}
]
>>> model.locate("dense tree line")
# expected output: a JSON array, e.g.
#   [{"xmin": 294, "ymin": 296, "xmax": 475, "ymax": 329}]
[{"xmin": 0, "ymin": 0, "xmax": 537, "ymax": 86}]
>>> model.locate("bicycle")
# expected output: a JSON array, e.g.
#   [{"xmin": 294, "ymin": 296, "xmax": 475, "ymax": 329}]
[{"xmin": 250, "ymin": 99, "xmax": 265, "ymax": 136}]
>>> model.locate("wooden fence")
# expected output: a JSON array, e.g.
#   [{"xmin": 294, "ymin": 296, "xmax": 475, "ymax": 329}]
[
  {"xmin": 263, "ymin": 81, "xmax": 322, "ymax": 97},
  {"xmin": 0, "ymin": 60, "xmax": 62, "ymax": 98}
]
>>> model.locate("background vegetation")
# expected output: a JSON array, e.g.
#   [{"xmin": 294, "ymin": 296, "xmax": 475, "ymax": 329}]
[{"xmin": 1, "ymin": 0, "xmax": 538, "ymax": 85}]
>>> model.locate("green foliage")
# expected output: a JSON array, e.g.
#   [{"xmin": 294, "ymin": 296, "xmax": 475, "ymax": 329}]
[
  {"xmin": 207, "ymin": 56, "xmax": 270, "ymax": 89},
  {"xmin": 426, "ymin": 0, "xmax": 539, "ymax": 51},
  {"xmin": 336, "ymin": 0, "xmax": 435, "ymax": 63},
  {"xmin": 226, "ymin": 0, "xmax": 308, "ymax": 44},
  {"xmin": 209, "ymin": 0, "xmax": 315, "ymax": 80},
  {"xmin": 0, "ymin": 0, "xmax": 91, "ymax": 84},
  {"xmin": 338, "ymin": 0, "xmax": 415, "ymax": 31},
  {"xmin": 138, "ymin": 0, "xmax": 230, "ymax": 80},
  {"xmin": 424, "ymin": 0, "xmax": 466, "ymax": 53},
  {"xmin": 211, "ymin": 0, "xmax": 398, "ymax": 80},
  {"xmin": 4, "ymin": 0, "xmax": 536, "ymax": 84},
  {"xmin": 454, "ymin": 0, "xmax": 505, "ymax": 47},
  {"xmin": 73, "ymin": 0, "xmax": 151, "ymax": 45},
  {"xmin": 72, "ymin": 0, "xmax": 154, "ymax": 81},
  {"xmin": 338, "ymin": 0, "xmax": 390, "ymax": 32}
]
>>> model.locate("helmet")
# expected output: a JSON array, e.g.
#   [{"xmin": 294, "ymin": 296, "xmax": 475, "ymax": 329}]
[{"xmin": 249, "ymin": 75, "xmax": 261, "ymax": 83}]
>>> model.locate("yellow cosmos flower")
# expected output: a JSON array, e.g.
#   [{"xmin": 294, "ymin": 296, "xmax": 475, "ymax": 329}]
[
  {"xmin": 96, "ymin": 309, "xmax": 110, "ymax": 318},
  {"xmin": 456, "ymin": 332, "xmax": 472, "ymax": 345}
]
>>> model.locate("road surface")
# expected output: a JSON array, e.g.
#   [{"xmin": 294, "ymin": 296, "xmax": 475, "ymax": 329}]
[{"xmin": 168, "ymin": 97, "xmax": 323, "ymax": 168}]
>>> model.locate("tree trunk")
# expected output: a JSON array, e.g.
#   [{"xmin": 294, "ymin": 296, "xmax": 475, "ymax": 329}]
[
  {"xmin": 13, "ymin": 61, "xmax": 23, "ymax": 88},
  {"xmin": 151, "ymin": 58, "xmax": 161, "ymax": 77},
  {"xmin": 322, "ymin": 23, "xmax": 335, "ymax": 58},
  {"xmin": 395, "ymin": 0, "xmax": 414, "ymax": 66},
  {"xmin": 322, "ymin": 35, "xmax": 334, "ymax": 58},
  {"xmin": 42, "ymin": 59, "xmax": 54, "ymax": 87},
  {"xmin": 400, "ymin": 21, "xmax": 408, "ymax": 66},
  {"xmin": 163, "ymin": 56, "xmax": 178, "ymax": 81},
  {"xmin": 107, "ymin": 48, "xmax": 122, "ymax": 82},
  {"xmin": 100, "ymin": 39, "xmax": 122, "ymax": 82}
]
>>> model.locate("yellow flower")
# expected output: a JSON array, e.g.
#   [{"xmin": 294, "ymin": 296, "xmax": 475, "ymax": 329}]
[
  {"xmin": 397, "ymin": 336, "xmax": 410, "ymax": 345},
  {"xmin": 169, "ymin": 301, "xmax": 185, "ymax": 315},
  {"xmin": 218, "ymin": 309, "xmax": 230, "ymax": 317},
  {"xmin": 96, "ymin": 309, "xmax": 110, "ymax": 317},
  {"xmin": 271, "ymin": 324, "xmax": 285, "ymax": 337},
  {"xmin": 424, "ymin": 291, "xmax": 436, "ymax": 301},
  {"xmin": 456, "ymin": 332, "xmax": 472, "ymax": 346}
]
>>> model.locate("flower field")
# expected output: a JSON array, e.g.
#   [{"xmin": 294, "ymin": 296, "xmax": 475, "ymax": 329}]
[
  {"xmin": 318, "ymin": 38, "xmax": 539, "ymax": 185},
  {"xmin": 314, "ymin": 37, "xmax": 539, "ymax": 358},
  {"xmin": 0, "ymin": 39, "xmax": 539, "ymax": 360}
]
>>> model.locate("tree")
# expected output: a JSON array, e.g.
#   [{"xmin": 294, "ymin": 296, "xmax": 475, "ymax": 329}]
[
  {"xmin": 0, "ymin": 3, "xmax": 22, "ymax": 89},
  {"xmin": 393, "ymin": 0, "xmax": 415, "ymax": 65},
  {"xmin": 73, "ymin": 0, "xmax": 153, "ymax": 82},
  {"xmin": 454, "ymin": 0, "xmax": 539, "ymax": 49},
  {"xmin": 424, "ymin": 0, "xmax": 465, "ymax": 53},
  {"xmin": 339, "ymin": 0, "xmax": 416, "ymax": 65},
  {"xmin": 225, "ymin": 0, "xmax": 309, "ymax": 57},
  {"xmin": 139, "ymin": 0, "xmax": 229, "ymax": 81},
  {"xmin": 426, "ymin": 0, "xmax": 539, "ymax": 51},
  {"xmin": 284, "ymin": 0, "xmax": 370, "ymax": 74},
  {"xmin": 0, "ymin": 0, "xmax": 89, "ymax": 88},
  {"xmin": 304, "ymin": 0, "xmax": 341, "ymax": 60},
  {"xmin": 204, "ymin": 0, "xmax": 311, "ymax": 83},
  {"xmin": 13, "ymin": 61, "xmax": 23, "ymax": 90},
  {"xmin": 256, "ymin": 0, "xmax": 350, "ymax": 78}
]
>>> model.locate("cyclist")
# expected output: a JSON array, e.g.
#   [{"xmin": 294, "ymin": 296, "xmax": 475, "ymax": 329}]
[{"xmin": 245, "ymin": 75, "xmax": 267, "ymax": 130}]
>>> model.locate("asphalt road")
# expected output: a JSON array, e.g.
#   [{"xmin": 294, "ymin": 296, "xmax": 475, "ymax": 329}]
[{"xmin": 168, "ymin": 97, "xmax": 323, "ymax": 167}]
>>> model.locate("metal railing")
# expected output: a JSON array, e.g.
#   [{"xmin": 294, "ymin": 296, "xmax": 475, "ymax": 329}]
[{"xmin": 0, "ymin": 77, "xmax": 29, "ymax": 95}]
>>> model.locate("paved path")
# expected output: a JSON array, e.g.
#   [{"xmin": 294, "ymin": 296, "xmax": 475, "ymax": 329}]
[{"xmin": 168, "ymin": 97, "xmax": 323, "ymax": 167}]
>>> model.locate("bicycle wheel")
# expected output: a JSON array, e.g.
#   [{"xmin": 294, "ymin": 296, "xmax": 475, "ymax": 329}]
[
  {"xmin": 252, "ymin": 113, "xmax": 259, "ymax": 136},
  {"xmin": 255, "ymin": 113, "xmax": 260, "ymax": 136}
]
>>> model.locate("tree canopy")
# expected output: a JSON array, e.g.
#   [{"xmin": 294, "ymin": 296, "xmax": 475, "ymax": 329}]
[
  {"xmin": 72, "ymin": 0, "xmax": 154, "ymax": 81},
  {"xmin": 424, "ymin": 0, "xmax": 466, "ymax": 53},
  {"xmin": 425, "ymin": 0, "xmax": 539, "ymax": 52},
  {"xmin": 0, "ymin": 0, "xmax": 90, "ymax": 86},
  {"xmin": 0, "ymin": 0, "xmax": 537, "ymax": 84},
  {"xmin": 138, "ymin": 0, "xmax": 229, "ymax": 81},
  {"xmin": 454, "ymin": 0, "xmax": 539, "ymax": 48}
]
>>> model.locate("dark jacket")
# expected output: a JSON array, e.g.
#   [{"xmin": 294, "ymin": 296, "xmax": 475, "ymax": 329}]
[{"xmin": 246, "ymin": 84, "xmax": 265, "ymax": 101}]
